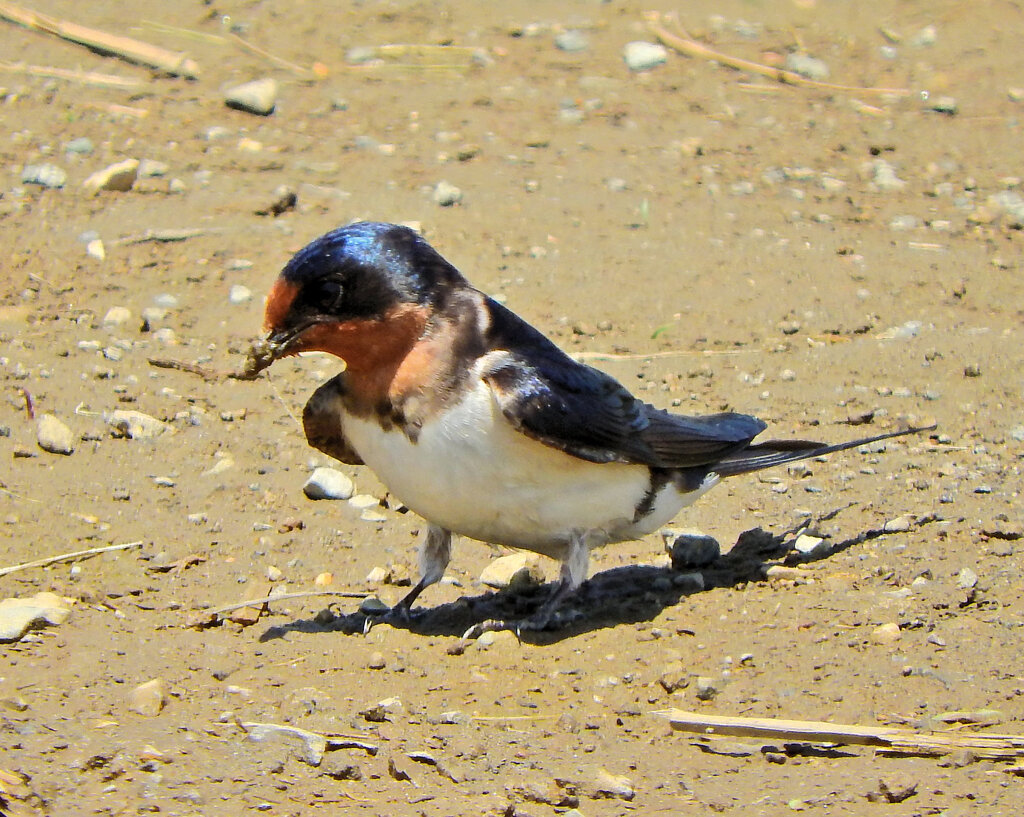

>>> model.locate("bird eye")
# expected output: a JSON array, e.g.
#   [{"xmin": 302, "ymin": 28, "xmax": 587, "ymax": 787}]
[{"xmin": 311, "ymin": 280, "xmax": 343, "ymax": 312}]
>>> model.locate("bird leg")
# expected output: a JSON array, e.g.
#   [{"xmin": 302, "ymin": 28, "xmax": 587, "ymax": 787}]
[
  {"xmin": 461, "ymin": 531, "xmax": 591, "ymax": 639},
  {"xmin": 364, "ymin": 524, "xmax": 451, "ymax": 631}
]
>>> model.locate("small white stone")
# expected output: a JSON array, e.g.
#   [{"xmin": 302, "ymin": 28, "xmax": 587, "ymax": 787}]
[
  {"xmin": 103, "ymin": 306, "xmax": 132, "ymax": 326},
  {"xmin": 871, "ymin": 622, "xmax": 902, "ymax": 644},
  {"xmin": 957, "ymin": 567, "xmax": 978, "ymax": 589},
  {"xmin": 0, "ymin": 592, "xmax": 73, "ymax": 642},
  {"xmin": 106, "ymin": 409, "xmax": 174, "ymax": 439},
  {"xmin": 37, "ymin": 414, "xmax": 75, "ymax": 455},
  {"xmin": 225, "ymin": 78, "xmax": 278, "ymax": 116},
  {"xmin": 228, "ymin": 284, "xmax": 252, "ymax": 305},
  {"xmin": 793, "ymin": 533, "xmax": 829, "ymax": 557},
  {"xmin": 433, "ymin": 180, "xmax": 463, "ymax": 206},
  {"xmin": 86, "ymin": 239, "xmax": 106, "ymax": 261},
  {"xmin": 623, "ymin": 41, "xmax": 668, "ymax": 71},
  {"xmin": 303, "ymin": 468, "xmax": 354, "ymax": 500},
  {"xmin": 348, "ymin": 493, "xmax": 380, "ymax": 509},
  {"xmin": 365, "ymin": 566, "xmax": 390, "ymax": 584},
  {"xmin": 479, "ymin": 553, "xmax": 544, "ymax": 589}
]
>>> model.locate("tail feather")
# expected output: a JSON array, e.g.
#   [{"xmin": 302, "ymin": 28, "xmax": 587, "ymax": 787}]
[{"xmin": 712, "ymin": 425, "xmax": 935, "ymax": 478}]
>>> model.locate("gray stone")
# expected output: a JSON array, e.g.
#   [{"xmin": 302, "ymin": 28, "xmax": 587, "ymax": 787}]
[
  {"xmin": 21, "ymin": 163, "xmax": 66, "ymax": 188},
  {"xmin": 623, "ymin": 41, "xmax": 667, "ymax": 71},
  {"xmin": 37, "ymin": 414, "xmax": 75, "ymax": 455},
  {"xmin": 695, "ymin": 676, "xmax": 720, "ymax": 701},
  {"xmin": 225, "ymin": 78, "xmax": 278, "ymax": 116},
  {"xmin": 664, "ymin": 530, "xmax": 720, "ymax": 569}
]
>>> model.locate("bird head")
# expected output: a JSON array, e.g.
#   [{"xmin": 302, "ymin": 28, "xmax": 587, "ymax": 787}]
[{"xmin": 251, "ymin": 222, "xmax": 464, "ymax": 374}]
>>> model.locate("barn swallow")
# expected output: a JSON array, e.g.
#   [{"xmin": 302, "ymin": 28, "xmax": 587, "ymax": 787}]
[{"xmin": 252, "ymin": 221, "xmax": 932, "ymax": 632}]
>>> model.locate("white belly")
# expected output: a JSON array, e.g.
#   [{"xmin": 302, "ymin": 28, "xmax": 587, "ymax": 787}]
[{"xmin": 342, "ymin": 379, "xmax": 714, "ymax": 558}]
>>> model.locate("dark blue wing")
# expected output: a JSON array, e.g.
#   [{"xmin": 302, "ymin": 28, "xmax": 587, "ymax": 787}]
[{"xmin": 480, "ymin": 299, "xmax": 766, "ymax": 467}]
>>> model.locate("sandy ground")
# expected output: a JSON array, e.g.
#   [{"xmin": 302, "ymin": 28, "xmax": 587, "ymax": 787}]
[{"xmin": 2, "ymin": 1, "xmax": 1024, "ymax": 815}]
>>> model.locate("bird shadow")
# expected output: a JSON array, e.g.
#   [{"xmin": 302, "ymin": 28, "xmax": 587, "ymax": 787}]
[{"xmin": 258, "ymin": 516, "xmax": 918, "ymax": 646}]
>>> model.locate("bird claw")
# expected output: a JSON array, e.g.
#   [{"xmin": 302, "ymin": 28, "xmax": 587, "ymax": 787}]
[{"xmin": 361, "ymin": 602, "xmax": 416, "ymax": 635}]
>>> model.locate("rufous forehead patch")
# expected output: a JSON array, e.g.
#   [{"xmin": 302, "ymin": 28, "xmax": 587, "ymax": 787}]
[{"xmin": 263, "ymin": 278, "xmax": 300, "ymax": 333}]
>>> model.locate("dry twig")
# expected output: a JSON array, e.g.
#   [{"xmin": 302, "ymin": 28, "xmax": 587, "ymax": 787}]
[
  {"xmin": 658, "ymin": 708, "xmax": 1024, "ymax": 761},
  {"xmin": 645, "ymin": 12, "xmax": 911, "ymax": 98},
  {"xmin": 200, "ymin": 590, "xmax": 367, "ymax": 619},
  {"xmin": 0, "ymin": 541, "xmax": 143, "ymax": 578},
  {"xmin": 0, "ymin": 1, "xmax": 199, "ymax": 78},
  {"xmin": 0, "ymin": 60, "xmax": 142, "ymax": 88}
]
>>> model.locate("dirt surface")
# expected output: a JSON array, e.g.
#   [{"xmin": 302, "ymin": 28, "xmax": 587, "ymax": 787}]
[{"xmin": 2, "ymin": 1, "xmax": 1023, "ymax": 814}]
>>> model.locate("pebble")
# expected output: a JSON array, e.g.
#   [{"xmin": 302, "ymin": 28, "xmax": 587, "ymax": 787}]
[
  {"xmin": 225, "ymin": 77, "xmax": 278, "ymax": 116},
  {"xmin": 266, "ymin": 565, "xmax": 284, "ymax": 582},
  {"xmin": 139, "ymin": 159, "xmax": 169, "ymax": 177},
  {"xmin": 695, "ymin": 676, "xmax": 720, "ymax": 701},
  {"xmin": 82, "ymin": 158, "xmax": 139, "ymax": 193},
  {"xmin": 348, "ymin": 493, "xmax": 380, "ymax": 509},
  {"xmin": 589, "ymin": 769, "xmax": 635, "ymax": 801},
  {"xmin": 433, "ymin": 180, "xmax": 463, "ymax": 206},
  {"xmin": 792, "ymin": 533, "xmax": 829, "ymax": 558},
  {"xmin": 784, "ymin": 52, "xmax": 830, "ymax": 81},
  {"xmin": 367, "ymin": 651, "xmax": 386, "ymax": 670},
  {"xmin": 86, "ymin": 239, "xmax": 105, "ymax": 261},
  {"xmin": 623, "ymin": 41, "xmax": 667, "ymax": 71},
  {"xmin": 870, "ymin": 159, "xmax": 906, "ymax": 192},
  {"xmin": 129, "ymin": 679, "xmax": 166, "ymax": 717},
  {"xmin": 36, "ymin": 414, "xmax": 75, "ymax": 455},
  {"xmin": 663, "ymin": 530, "xmax": 720, "ymax": 569},
  {"xmin": 103, "ymin": 306, "xmax": 132, "ymax": 326},
  {"xmin": 368, "ymin": 567, "xmax": 396, "ymax": 587},
  {"xmin": 106, "ymin": 409, "xmax": 174, "ymax": 439},
  {"xmin": 479, "ymin": 552, "xmax": 544, "ymax": 589},
  {"xmin": 358, "ymin": 596, "xmax": 389, "ymax": 616},
  {"xmin": 956, "ymin": 567, "xmax": 978, "ymax": 589},
  {"xmin": 302, "ymin": 467, "xmax": 356, "ymax": 500},
  {"xmin": 884, "ymin": 514, "xmax": 915, "ymax": 533},
  {"xmin": 228, "ymin": 284, "xmax": 252, "ymax": 305},
  {"xmin": 929, "ymin": 96, "xmax": 958, "ymax": 115},
  {"xmin": 658, "ymin": 660, "xmax": 689, "ymax": 693},
  {"xmin": 314, "ymin": 572, "xmax": 334, "ymax": 587},
  {"xmin": 911, "ymin": 24, "xmax": 937, "ymax": 47},
  {"xmin": 21, "ymin": 163, "xmax": 66, "ymax": 188},
  {"xmin": 243, "ymin": 721, "xmax": 326, "ymax": 765},
  {"xmin": 65, "ymin": 137, "xmax": 94, "ymax": 155},
  {"xmin": 554, "ymin": 30, "xmax": 588, "ymax": 53},
  {"xmin": 360, "ymin": 508, "xmax": 388, "ymax": 523},
  {"xmin": 0, "ymin": 592, "xmax": 73, "ymax": 642},
  {"xmin": 871, "ymin": 622, "xmax": 902, "ymax": 644}
]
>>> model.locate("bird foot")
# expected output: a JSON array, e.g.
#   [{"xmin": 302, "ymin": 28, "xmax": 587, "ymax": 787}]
[
  {"xmin": 361, "ymin": 602, "xmax": 418, "ymax": 634},
  {"xmin": 458, "ymin": 606, "xmax": 582, "ymax": 642}
]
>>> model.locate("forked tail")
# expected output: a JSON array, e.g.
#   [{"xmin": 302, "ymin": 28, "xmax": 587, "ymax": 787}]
[{"xmin": 712, "ymin": 425, "xmax": 935, "ymax": 478}]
